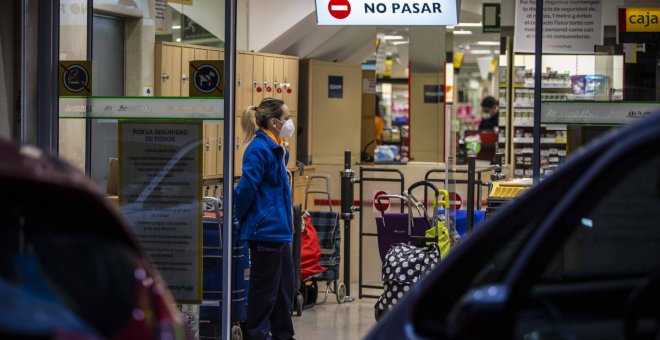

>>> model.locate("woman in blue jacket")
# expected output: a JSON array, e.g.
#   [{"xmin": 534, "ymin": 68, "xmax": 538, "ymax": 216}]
[{"xmin": 235, "ymin": 98, "xmax": 296, "ymax": 340}]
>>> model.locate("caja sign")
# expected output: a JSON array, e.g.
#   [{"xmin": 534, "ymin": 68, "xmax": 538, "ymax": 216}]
[{"xmin": 316, "ymin": 0, "xmax": 459, "ymax": 25}]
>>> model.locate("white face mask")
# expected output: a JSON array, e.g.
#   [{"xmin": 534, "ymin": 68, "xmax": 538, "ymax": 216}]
[{"xmin": 275, "ymin": 118, "xmax": 295, "ymax": 139}]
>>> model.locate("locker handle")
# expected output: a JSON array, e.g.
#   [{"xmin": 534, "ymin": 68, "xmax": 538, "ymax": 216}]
[
  {"xmin": 205, "ymin": 142, "xmax": 210, "ymax": 151},
  {"xmin": 182, "ymin": 74, "xmax": 188, "ymax": 82},
  {"xmin": 235, "ymin": 138, "xmax": 240, "ymax": 150},
  {"xmin": 217, "ymin": 138, "xmax": 222, "ymax": 151},
  {"xmin": 253, "ymin": 80, "xmax": 258, "ymax": 88},
  {"xmin": 162, "ymin": 73, "xmax": 170, "ymax": 82},
  {"xmin": 237, "ymin": 77, "xmax": 241, "ymax": 87}
]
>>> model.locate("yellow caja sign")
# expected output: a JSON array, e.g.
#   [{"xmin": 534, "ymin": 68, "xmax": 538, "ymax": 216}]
[{"xmin": 620, "ymin": 8, "xmax": 660, "ymax": 32}]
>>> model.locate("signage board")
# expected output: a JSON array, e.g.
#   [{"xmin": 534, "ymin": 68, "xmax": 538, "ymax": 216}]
[
  {"xmin": 119, "ymin": 121, "xmax": 203, "ymax": 303},
  {"xmin": 59, "ymin": 61, "xmax": 92, "ymax": 97},
  {"xmin": 483, "ymin": 3, "xmax": 501, "ymax": 33},
  {"xmin": 315, "ymin": 0, "xmax": 459, "ymax": 26},
  {"xmin": 328, "ymin": 75, "xmax": 344, "ymax": 98},
  {"xmin": 189, "ymin": 61, "xmax": 224, "ymax": 98},
  {"xmin": 618, "ymin": 8, "xmax": 660, "ymax": 43},
  {"xmin": 58, "ymin": 97, "xmax": 223, "ymax": 120},
  {"xmin": 424, "ymin": 85, "xmax": 444, "ymax": 103},
  {"xmin": 541, "ymin": 102, "xmax": 659, "ymax": 125},
  {"xmin": 514, "ymin": 0, "xmax": 602, "ymax": 54}
]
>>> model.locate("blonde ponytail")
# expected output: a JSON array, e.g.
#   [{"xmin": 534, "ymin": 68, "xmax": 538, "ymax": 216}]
[{"xmin": 242, "ymin": 106, "xmax": 258, "ymax": 144}]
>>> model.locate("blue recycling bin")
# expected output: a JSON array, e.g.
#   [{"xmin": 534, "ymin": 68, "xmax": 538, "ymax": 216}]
[{"xmin": 439, "ymin": 209, "xmax": 486, "ymax": 239}]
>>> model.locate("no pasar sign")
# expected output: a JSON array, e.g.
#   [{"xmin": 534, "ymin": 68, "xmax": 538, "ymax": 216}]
[{"xmin": 316, "ymin": 0, "xmax": 459, "ymax": 25}]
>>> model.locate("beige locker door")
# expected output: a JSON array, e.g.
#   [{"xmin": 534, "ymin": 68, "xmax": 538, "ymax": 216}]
[
  {"xmin": 208, "ymin": 49, "xmax": 220, "ymax": 60},
  {"xmin": 157, "ymin": 44, "xmax": 182, "ymax": 96},
  {"xmin": 285, "ymin": 114, "xmax": 297, "ymax": 169},
  {"xmin": 181, "ymin": 47, "xmax": 195, "ymax": 96},
  {"xmin": 272, "ymin": 57, "xmax": 284, "ymax": 100},
  {"xmin": 203, "ymin": 124, "xmax": 218, "ymax": 178},
  {"xmin": 234, "ymin": 117, "xmax": 245, "ymax": 177},
  {"xmin": 236, "ymin": 53, "xmax": 254, "ymax": 116},
  {"xmin": 195, "ymin": 48, "xmax": 208, "ymax": 60},
  {"xmin": 253, "ymin": 54, "xmax": 264, "ymax": 105},
  {"xmin": 283, "ymin": 58, "xmax": 299, "ymax": 111},
  {"xmin": 263, "ymin": 55, "xmax": 274, "ymax": 98},
  {"xmin": 215, "ymin": 123, "xmax": 224, "ymax": 177}
]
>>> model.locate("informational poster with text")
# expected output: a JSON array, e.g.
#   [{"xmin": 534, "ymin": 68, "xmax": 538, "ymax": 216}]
[
  {"xmin": 514, "ymin": 0, "xmax": 602, "ymax": 54},
  {"xmin": 119, "ymin": 121, "xmax": 203, "ymax": 303}
]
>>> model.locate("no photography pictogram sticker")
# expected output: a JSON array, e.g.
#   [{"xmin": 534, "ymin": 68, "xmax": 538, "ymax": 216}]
[{"xmin": 328, "ymin": 0, "xmax": 351, "ymax": 19}]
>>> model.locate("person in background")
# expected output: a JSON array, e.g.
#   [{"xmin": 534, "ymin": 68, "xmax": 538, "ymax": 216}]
[
  {"xmin": 235, "ymin": 98, "xmax": 296, "ymax": 340},
  {"xmin": 478, "ymin": 96, "xmax": 500, "ymax": 131},
  {"xmin": 375, "ymin": 95, "xmax": 385, "ymax": 144}
]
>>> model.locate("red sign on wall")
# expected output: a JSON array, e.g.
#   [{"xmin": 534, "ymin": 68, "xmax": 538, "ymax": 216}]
[{"xmin": 328, "ymin": 0, "xmax": 352, "ymax": 19}]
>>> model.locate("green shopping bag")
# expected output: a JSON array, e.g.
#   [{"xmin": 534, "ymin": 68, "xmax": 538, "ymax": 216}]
[{"xmin": 425, "ymin": 222, "xmax": 452, "ymax": 259}]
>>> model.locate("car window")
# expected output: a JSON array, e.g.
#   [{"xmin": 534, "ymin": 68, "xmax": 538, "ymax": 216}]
[
  {"xmin": 471, "ymin": 217, "xmax": 541, "ymax": 285},
  {"xmin": 541, "ymin": 154, "xmax": 660, "ymax": 282}
]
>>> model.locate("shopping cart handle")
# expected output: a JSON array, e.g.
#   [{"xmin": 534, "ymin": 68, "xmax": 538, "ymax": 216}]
[{"xmin": 407, "ymin": 180, "xmax": 440, "ymax": 198}]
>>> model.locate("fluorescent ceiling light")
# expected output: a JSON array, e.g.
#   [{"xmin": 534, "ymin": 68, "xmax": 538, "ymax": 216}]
[
  {"xmin": 392, "ymin": 41, "xmax": 409, "ymax": 45},
  {"xmin": 447, "ymin": 26, "xmax": 455, "ymax": 29},
  {"xmin": 453, "ymin": 30, "xmax": 472, "ymax": 35},
  {"xmin": 171, "ymin": 25, "xmax": 181, "ymax": 30},
  {"xmin": 470, "ymin": 49, "xmax": 492, "ymax": 54},
  {"xmin": 477, "ymin": 41, "xmax": 500, "ymax": 46},
  {"xmin": 383, "ymin": 35, "xmax": 404, "ymax": 40},
  {"xmin": 457, "ymin": 22, "xmax": 482, "ymax": 27},
  {"xmin": 176, "ymin": 38, "xmax": 182, "ymax": 42}
]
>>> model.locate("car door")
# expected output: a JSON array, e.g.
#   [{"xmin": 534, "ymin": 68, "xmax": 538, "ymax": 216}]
[
  {"xmin": 448, "ymin": 120, "xmax": 660, "ymax": 339},
  {"xmin": 366, "ymin": 114, "xmax": 660, "ymax": 340}
]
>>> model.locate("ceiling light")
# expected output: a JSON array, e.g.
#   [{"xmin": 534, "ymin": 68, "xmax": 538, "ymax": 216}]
[
  {"xmin": 447, "ymin": 25, "xmax": 455, "ymax": 29},
  {"xmin": 470, "ymin": 49, "xmax": 492, "ymax": 54},
  {"xmin": 383, "ymin": 35, "xmax": 404, "ymax": 40},
  {"xmin": 453, "ymin": 30, "xmax": 472, "ymax": 35},
  {"xmin": 171, "ymin": 25, "xmax": 181, "ymax": 30},
  {"xmin": 477, "ymin": 41, "xmax": 500, "ymax": 46},
  {"xmin": 176, "ymin": 38, "xmax": 182, "ymax": 42},
  {"xmin": 457, "ymin": 22, "xmax": 482, "ymax": 27},
  {"xmin": 392, "ymin": 41, "xmax": 409, "ymax": 45}
]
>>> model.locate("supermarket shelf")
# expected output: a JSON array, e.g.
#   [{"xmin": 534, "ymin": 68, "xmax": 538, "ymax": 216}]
[{"xmin": 513, "ymin": 137, "xmax": 567, "ymax": 144}]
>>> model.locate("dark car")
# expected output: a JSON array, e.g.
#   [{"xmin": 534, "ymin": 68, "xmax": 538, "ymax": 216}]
[
  {"xmin": 367, "ymin": 113, "xmax": 660, "ymax": 339},
  {"xmin": 0, "ymin": 141, "xmax": 189, "ymax": 339}
]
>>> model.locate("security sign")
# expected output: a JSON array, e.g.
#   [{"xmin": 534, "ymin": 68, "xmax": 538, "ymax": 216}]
[
  {"xmin": 373, "ymin": 190, "xmax": 390, "ymax": 212},
  {"xmin": 440, "ymin": 192, "xmax": 463, "ymax": 210},
  {"xmin": 315, "ymin": 0, "xmax": 459, "ymax": 25},
  {"xmin": 329, "ymin": 0, "xmax": 351, "ymax": 19},
  {"xmin": 190, "ymin": 60, "xmax": 224, "ymax": 97},
  {"xmin": 59, "ymin": 61, "xmax": 92, "ymax": 96}
]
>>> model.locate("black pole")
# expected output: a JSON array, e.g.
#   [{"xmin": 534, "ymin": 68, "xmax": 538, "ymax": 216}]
[
  {"xmin": 340, "ymin": 150, "xmax": 354, "ymax": 302},
  {"xmin": 533, "ymin": 0, "xmax": 544, "ymax": 184},
  {"xmin": 37, "ymin": 0, "xmax": 59, "ymax": 154},
  {"xmin": 85, "ymin": 0, "xmax": 93, "ymax": 176},
  {"xmin": 466, "ymin": 156, "xmax": 475, "ymax": 235},
  {"xmin": 221, "ymin": 0, "xmax": 237, "ymax": 338}
]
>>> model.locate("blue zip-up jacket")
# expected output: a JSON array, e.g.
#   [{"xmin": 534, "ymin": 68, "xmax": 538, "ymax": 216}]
[{"xmin": 234, "ymin": 130, "xmax": 293, "ymax": 243}]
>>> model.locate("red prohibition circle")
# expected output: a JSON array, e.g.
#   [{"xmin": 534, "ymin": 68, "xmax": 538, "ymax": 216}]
[
  {"xmin": 277, "ymin": 88, "xmax": 282, "ymax": 93},
  {"xmin": 256, "ymin": 87, "xmax": 262, "ymax": 93},
  {"xmin": 328, "ymin": 0, "xmax": 351, "ymax": 19},
  {"xmin": 374, "ymin": 191, "xmax": 389, "ymax": 212},
  {"xmin": 266, "ymin": 86, "xmax": 272, "ymax": 92},
  {"xmin": 287, "ymin": 88, "xmax": 292, "ymax": 94}
]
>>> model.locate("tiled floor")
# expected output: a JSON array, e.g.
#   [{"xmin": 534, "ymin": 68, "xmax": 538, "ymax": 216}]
[{"xmin": 292, "ymin": 287, "xmax": 378, "ymax": 339}]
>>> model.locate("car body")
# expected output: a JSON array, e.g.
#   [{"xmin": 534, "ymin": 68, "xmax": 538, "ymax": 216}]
[
  {"xmin": 0, "ymin": 141, "xmax": 189, "ymax": 339},
  {"xmin": 367, "ymin": 113, "xmax": 660, "ymax": 339}
]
